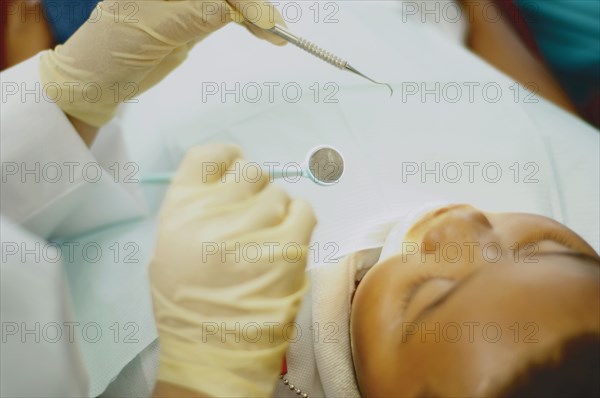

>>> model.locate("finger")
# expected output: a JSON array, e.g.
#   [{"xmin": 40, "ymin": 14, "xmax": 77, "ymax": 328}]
[
  {"xmin": 247, "ymin": 198, "xmax": 316, "ymax": 246},
  {"xmin": 174, "ymin": 143, "xmax": 243, "ymax": 185},
  {"xmin": 242, "ymin": 22, "xmax": 287, "ymax": 46},
  {"xmin": 164, "ymin": 157, "xmax": 270, "ymax": 216},
  {"xmin": 227, "ymin": 0, "xmax": 280, "ymax": 29},
  {"xmin": 277, "ymin": 199, "xmax": 317, "ymax": 246},
  {"xmin": 228, "ymin": 0, "xmax": 288, "ymax": 45},
  {"xmin": 203, "ymin": 184, "xmax": 292, "ymax": 241},
  {"xmin": 221, "ymin": 158, "xmax": 269, "ymax": 196}
]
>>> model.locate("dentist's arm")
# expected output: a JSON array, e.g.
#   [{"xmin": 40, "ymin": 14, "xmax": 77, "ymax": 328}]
[
  {"xmin": 459, "ymin": 0, "xmax": 576, "ymax": 113},
  {"xmin": 67, "ymin": 116, "xmax": 98, "ymax": 147},
  {"xmin": 39, "ymin": 0, "xmax": 287, "ymax": 145}
]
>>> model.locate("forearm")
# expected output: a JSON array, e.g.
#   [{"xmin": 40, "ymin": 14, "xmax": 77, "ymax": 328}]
[
  {"xmin": 66, "ymin": 115, "xmax": 99, "ymax": 147},
  {"xmin": 459, "ymin": 0, "xmax": 576, "ymax": 113}
]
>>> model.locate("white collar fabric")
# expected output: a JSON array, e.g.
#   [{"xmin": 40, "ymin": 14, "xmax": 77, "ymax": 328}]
[{"xmin": 274, "ymin": 248, "xmax": 381, "ymax": 398}]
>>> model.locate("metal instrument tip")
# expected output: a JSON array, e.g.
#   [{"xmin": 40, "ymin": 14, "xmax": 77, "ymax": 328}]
[
  {"xmin": 383, "ymin": 83, "xmax": 394, "ymax": 97},
  {"xmin": 345, "ymin": 64, "xmax": 393, "ymax": 97}
]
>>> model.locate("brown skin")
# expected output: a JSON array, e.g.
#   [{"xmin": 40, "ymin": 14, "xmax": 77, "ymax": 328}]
[
  {"xmin": 4, "ymin": 0, "xmax": 54, "ymax": 68},
  {"xmin": 4, "ymin": 0, "xmax": 99, "ymax": 145},
  {"xmin": 459, "ymin": 0, "xmax": 577, "ymax": 114},
  {"xmin": 351, "ymin": 204, "xmax": 600, "ymax": 397},
  {"xmin": 66, "ymin": 114, "xmax": 99, "ymax": 147}
]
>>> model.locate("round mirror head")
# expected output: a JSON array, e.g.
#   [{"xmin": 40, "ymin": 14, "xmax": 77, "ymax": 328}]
[{"xmin": 306, "ymin": 146, "xmax": 344, "ymax": 186}]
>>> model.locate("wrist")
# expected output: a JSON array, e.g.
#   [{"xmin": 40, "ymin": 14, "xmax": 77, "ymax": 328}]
[
  {"xmin": 157, "ymin": 333, "xmax": 285, "ymax": 398},
  {"xmin": 66, "ymin": 114, "xmax": 99, "ymax": 147},
  {"xmin": 153, "ymin": 381, "xmax": 211, "ymax": 398},
  {"xmin": 39, "ymin": 49, "xmax": 122, "ymax": 128}
]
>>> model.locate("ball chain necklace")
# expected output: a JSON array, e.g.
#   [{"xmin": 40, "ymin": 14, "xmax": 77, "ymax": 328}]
[{"xmin": 280, "ymin": 356, "xmax": 310, "ymax": 398}]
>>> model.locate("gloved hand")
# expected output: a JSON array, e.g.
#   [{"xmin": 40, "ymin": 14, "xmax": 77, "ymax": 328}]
[
  {"xmin": 40, "ymin": 0, "xmax": 286, "ymax": 127},
  {"xmin": 149, "ymin": 144, "xmax": 316, "ymax": 397}
]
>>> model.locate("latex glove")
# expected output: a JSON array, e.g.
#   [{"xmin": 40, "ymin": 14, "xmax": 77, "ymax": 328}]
[
  {"xmin": 149, "ymin": 144, "xmax": 316, "ymax": 397},
  {"xmin": 40, "ymin": 0, "xmax": 286, "ymax": 127}
]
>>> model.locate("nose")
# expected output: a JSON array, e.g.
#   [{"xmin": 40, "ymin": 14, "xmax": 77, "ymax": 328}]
[{"xmin": 421, "ymin": 205, "xmax": 492, "ymax": 249}]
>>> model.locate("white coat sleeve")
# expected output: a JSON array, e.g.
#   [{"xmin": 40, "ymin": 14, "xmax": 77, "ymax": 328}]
[
  {"xmin": 1, "ymin": 53, "xmax": 96, "ymax": 234},
  {"xmin": 1, "ymin": 52, "xmax": 148, "ymax": 240},
  {"xmin": 0, "ymin": 53, "xmax": 154, "ymax": 396},
  {"xmin": 0, "ymin": 216, "xmax": 90, "ymax": 397}
]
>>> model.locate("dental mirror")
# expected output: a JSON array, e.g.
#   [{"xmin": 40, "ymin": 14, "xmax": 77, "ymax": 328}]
[
  {"xmin": 271, "ymin": 146, "xmax": 345, "ymax": 186},
  {"xmin": 139, "ymin": 146, "xmax": 345, "ymax": 186}
]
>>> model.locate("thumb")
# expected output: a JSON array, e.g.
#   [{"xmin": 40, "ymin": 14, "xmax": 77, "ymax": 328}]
[
  {"xmin": 279, "ymin": 199, "xmax": 318, "ymax": 247},
  {"xmin": 227, "ymin": 0, "xmax": 288, "ymax": 45}
]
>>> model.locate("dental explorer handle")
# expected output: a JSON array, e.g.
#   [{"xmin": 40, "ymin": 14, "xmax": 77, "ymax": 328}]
[
  {"xmin": 267, "ymin": 26, "xmax": 394, "ymax": 96},
  {"xmin": 268, "ymin": 26, "xmax": 348, "ymax": 70}
]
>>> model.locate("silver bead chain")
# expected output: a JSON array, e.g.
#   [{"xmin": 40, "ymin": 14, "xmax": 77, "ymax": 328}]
[{"xmin": 280, "ymin": 374, "xmax": 310, "ymax": 398}]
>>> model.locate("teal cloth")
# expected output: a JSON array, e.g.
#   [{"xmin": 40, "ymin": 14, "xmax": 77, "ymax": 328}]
[{"xmin": 515, "ymin": 0, "xmax": 600, "ymax": 107}]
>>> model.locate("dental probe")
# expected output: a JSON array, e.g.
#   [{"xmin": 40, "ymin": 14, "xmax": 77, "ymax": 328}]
[{"xmin": 266, "ymin": 25, "xmax": 393, "ymax": 97}]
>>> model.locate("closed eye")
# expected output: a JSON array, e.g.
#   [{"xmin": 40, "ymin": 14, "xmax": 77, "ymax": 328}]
[
  {"xmin": 398, "ymin": 275, "xmax": 436, "ymax": 314},
  {"xmin": 522, "ymin": 230, "xmax": 573, "ymax": 249},
  {"xmin": 400, "ymin": 276, "xmax": 455, "ymax": 315}
]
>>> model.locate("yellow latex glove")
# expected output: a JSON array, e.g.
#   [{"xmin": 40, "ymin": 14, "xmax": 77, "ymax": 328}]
[
  {"xmin": 149, "ymin": 144, "xmax": 316, "ymax": 397},
  {"xmin": 40, "ymin": 0, "xmax": 286, "ymax": 127}
]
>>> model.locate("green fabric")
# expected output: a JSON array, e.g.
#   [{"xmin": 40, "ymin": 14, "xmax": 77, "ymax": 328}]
[{"xmin": 515, "ymin": 0, "xmax": 600, "ymax": 106}]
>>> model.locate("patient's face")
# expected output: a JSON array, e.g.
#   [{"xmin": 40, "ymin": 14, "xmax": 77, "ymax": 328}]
[{"xmin": 350, "ymin": 205, "xmax": 600, "ymax": 397}]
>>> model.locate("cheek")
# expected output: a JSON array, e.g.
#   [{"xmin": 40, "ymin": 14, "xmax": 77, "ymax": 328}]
[
  {"xmin": 350, "ymin": 264, "xmax": 441, "ymax": 388},
  {"xmin": 351, "ymin": 269, "xmax": 411, "ymax": 391},
  {"xmin": 351, "ymin": 295, "xmax": 436, "ymax": 398}
]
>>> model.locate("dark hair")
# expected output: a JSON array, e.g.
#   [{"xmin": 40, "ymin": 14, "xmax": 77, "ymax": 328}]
[{"xmin": 498, "ymin": 333, "xmax": 600, "ymax": 398}]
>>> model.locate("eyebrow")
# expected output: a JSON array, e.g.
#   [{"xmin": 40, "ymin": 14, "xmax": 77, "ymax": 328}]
[{"xmin": 408, "ymin": 251, "xmax": 599, "ymax": 325}]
